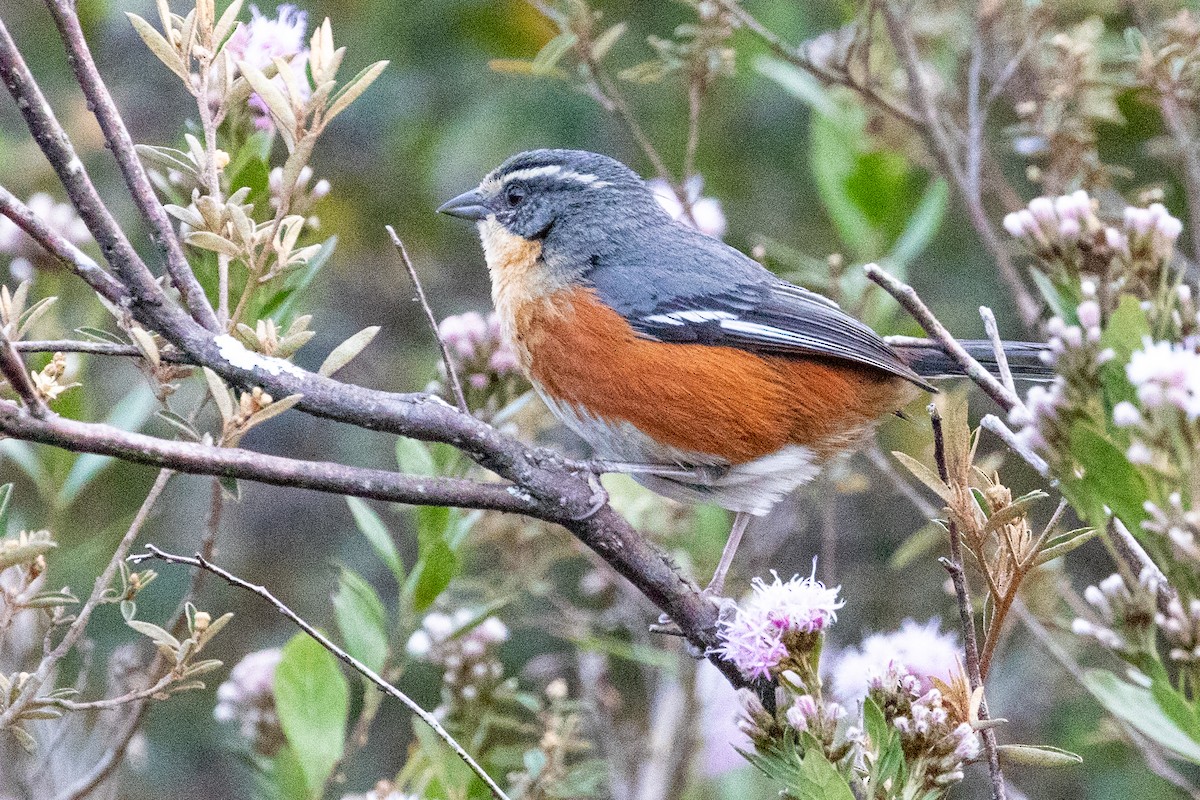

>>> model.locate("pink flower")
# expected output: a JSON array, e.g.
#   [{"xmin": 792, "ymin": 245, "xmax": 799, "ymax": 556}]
[
  {"xmin": 713, "ymin": 567, "xmax": 844, "ymax": 679},
  {"xmin": 226, "ymin": 5, "xmax": 309, "ymax": 131}
]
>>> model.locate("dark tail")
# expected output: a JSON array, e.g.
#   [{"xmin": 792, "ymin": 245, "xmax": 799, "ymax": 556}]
[{"xmin": 890, "ymin": 338, "xmax": 1055, "ymax": 381}]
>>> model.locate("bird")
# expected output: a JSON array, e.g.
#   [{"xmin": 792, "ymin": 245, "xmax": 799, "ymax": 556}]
[{"xmin": 438, "ymin": 149, "xmax": 1050, "ymax": 594}]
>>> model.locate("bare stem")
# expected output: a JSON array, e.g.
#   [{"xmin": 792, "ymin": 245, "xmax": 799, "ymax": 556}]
[
  {"xmin": 386, "ymin": 226, "xmax": 469, "ymax": 414},
  {"xmin": 0, "ymin": 336, "xmax": 47, "ymax": 416},
  {"xmin": 931, "ymin": 406, "xmax": 1007, "ymax": 800},
  {"xmin": 979, "ymin": 306, "xmax": 1015, "ymax": 394},
  {"xmin": 979, "ymin": 414, "xmax": 1050, "ymax": 478},
  {"xmin": 879, "ymin": 2, "xmax": 1040, "ymax": 328},
  {"xmin": 130, "ymin": 545, "xmax": 513, "ymax": 800},
  {"xmin": 864, "ymin": 263, "xmax": 1022, "ymax": 412}
]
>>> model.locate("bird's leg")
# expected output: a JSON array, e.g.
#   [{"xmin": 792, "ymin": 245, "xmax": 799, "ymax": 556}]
[
  {"xmin": 591, "ymin": 460, "xmax": 727, "ymax": 482},
  {"xmin": 706, "ymin": 511, "xmax": 752, "ymax": 596}
]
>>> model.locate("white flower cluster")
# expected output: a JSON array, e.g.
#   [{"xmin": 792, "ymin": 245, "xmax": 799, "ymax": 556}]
[
  {"xmin": 213, "ymin": 647, "xmax": 286, "ymax": 755},
  {"xmin": 407, "ymin": 610, "xmax": 508, "ymax": 704},
  {"xmin": 1003, "ymin": 190, "xmax": 1101, "ymax": 249},
  {"xmin": 866, "ymin": 663, "xmax": 979, "ymax": 787},
  {"xmin": 828, "ymin": 618, "xmax": 961, "ymax": 703},
  {"xmin": 1144, "ymin": 493, "xmax": 1200, "ymax": 563},
  {"xmin": 436, "ymin": 311, "xmax": 523, "ymax": 404},
  {"xmin": 225, "ymin": 4, "xmax": 310, "ymax": 132},
  {"xmin": 1157, "ymin": 594, "xmax": 1200, "ymax": 667},
  {"xmin": 1126, "ymin": 336, "xmax": 1200, "ymax": 420},
  {"xmin": 1072, "ymin": 569, "xmax": 1160, "ymax": 655},
  {"xmin": 0, "ymin": 192, "xmax": 91, "ymax": 281},
  {"xmin": 783, "ymin": 691, "xmax": 846, "ymax": 735},
  {"xmin": 1003, "ymin": 191, "xmax": 1183, "ymax": 265}
]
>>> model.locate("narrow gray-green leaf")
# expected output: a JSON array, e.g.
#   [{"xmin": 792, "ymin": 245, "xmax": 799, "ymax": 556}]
[
  {"xmin": 324, "ymin": 61, "xmax": 389, "ymax": 123},
  {"xmin": 127, "ymin": 13, "xmax": 190, "ymax": 83},
  {"xmin": 202, "ymin": 367, "xmax": 234, "ymax": 425},
  {"xmin": 345, "ymin": 497, "xmax": 404, "ymax": 585},
  {"xmin": 318, "ymin": 326, "xmax": 380, "ymax": 377}
]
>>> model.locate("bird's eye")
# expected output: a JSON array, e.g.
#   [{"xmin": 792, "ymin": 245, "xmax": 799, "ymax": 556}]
[{"xmin": 505, "ymin": 183, "xmax": 527, "ymax": 207}]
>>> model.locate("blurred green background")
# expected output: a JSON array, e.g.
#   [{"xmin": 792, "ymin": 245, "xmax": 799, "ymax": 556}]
[{"xmin": 0, "ymin": 0, "xmax": 1185, "ymax": 797}]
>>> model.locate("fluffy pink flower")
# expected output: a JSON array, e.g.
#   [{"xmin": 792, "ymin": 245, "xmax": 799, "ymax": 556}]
[
  {"xmin": 226, "ymin": 5, "xmax": 309, "ymax": 131},
  {"xmin": 713, "ymin": 568, "xmax": 844, "ymax": 679}
]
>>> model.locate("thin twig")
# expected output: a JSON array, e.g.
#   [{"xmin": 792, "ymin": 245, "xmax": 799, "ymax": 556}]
[
  {"xmin": 0, "ymin": 186, "xmax": 128, "ymax": 306},
  {"xmin": 978, "ymin": 306, "xmax": 1015, "ymax": 394},
  {"xmin": 980, "ymin": 414, "xmax": 1050, "ymax": 478},
  {"xmin": 14, "ymin": 340, "xmax": 166, "ymax": 359},
  {"xmin": 965, "ymin": 10, "xmax": 985, "ymax": 208},
  {"xmin": 386, "ymin": 226, "xmax": 468, "ymax": 414},
  {"xmin": 931, "ymin": 406, "xmax": 1007, "ymax": 800},
  {"xmin": 879, "ymin": 2, "xmax": 1040, "ymax": 328},
  {"xmin": 683, "ymin": 78, "xmax": 703, "ymax": 182},
  {"xmin": 864, "ymin": 263, "xmax": 1023, "ymax": 412},
  {"xmin": 0, "ymin": 336, "xmax": 47, "ymax": 416},
  {"xmin": 1109, "ymin": 517, "xmax": 1173, "ymax": 615},
  {"xmin": 45, "ymin": 0, "xmax": 219, "ymax": 332},
  {"xmin": 1158, "ymin": 89, "xmax": 1200, "ymax": 267},
  {"xmin": 130, "ymin": 544, "xmax": 512, "ymax": 800},
  {"xmin": 0, "ymin": 469, "xmax": 172, "ymax": 730},
  {"xmin": 53, "ymin": 695, "xmax": 151, "ymax": 800}
]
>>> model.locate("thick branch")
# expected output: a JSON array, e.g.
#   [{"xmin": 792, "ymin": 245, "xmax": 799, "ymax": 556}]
[
  {"xmin": 45, "ymin": 0, "xmax": 219, "ymax": 332},
  {"xmin": 0, "ymin": 398, "xmax": 538, "ymax": 516},
  {"xmin": 0, "ymin": 20, "xmax": 165, "ymax": 316},
  {"xmin": 130, "ymin": 545, "xmax": 512, "ymax": 800},
  {"xmin": 0, "ymin": 186, "xmax": 128, "ymax": 305}
]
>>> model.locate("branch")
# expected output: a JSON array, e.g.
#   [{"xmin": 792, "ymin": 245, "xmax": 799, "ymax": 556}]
[
  {"xmin": 879, "ymin": 2, "xmax": 1040, "ymax": 328},
  {"xmin": 979, "ymin": 414, "xmax": 1050, "ymax": 478},
  {"xmin": 44, "ymin": 0, "xmax": 219, "ymax": 332},
  {"xmin": 0, "ymin": 185, "xmax": 128, "ymax": 305},
  {"xmin": 0, "ymin": 22, "xmax": 163, "ymax": 312},
  {"xmin": 864, "ymin": 263, "xmax": 1023, "ymax": 412},
  {"xmin": 129, "ymin": 545, "xmax": 512, "ymax": 800},
  {"xmin": 930, "ymin": 407, "xmax": 1007, "ymax": 800},
  {"xmin": 0, "ymin": 398, "xmax": 538, "ymax": 515},
  {"xmin": 386, "ymin": 226, "xmax": 469, "ymax": 415}
]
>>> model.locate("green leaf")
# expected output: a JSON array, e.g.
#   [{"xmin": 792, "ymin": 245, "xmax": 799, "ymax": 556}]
[
  {"xmin": 0, "ymin": 483, "xmax": 12, "ymax": 531},
  {"xmin": 318, "ymin": 326, "xmax": 380, "ymax": 377},
  {"xmin": 755, "ymin": 56, "xmax": 838, "ymax": 118},
  {"xmin": 332, "ymin": 568, "xmax": 389, "ymax": 674},
  {"xmin": 262, "ymin": 236, "xmax": 337, "ymax": 323},
  {"xmin": 268, "ymin": 743, "xmax": 312, "ymax": 800},
  {"xmin": 325, "ymin": 60, "xmax": 389, "ymax": 122},
  {"xmin": 395, "ymin": 437, "xmax": 437, "ymax": 477},
  {"xmin": 1098, "ymin": 295, "xmax": 1152, "ymax": 410},
  {"xmin": 885, "ymin": 178, "xmax": 949, "ymax": 271},
  {"xmin": 274, "ymin": 633, "xmax": 350, "ymax": 794},
  {"xmin": 1064, "ymin": 422, "xmax": 1149, "ymax": 530},
  {"xmin": 789, "ymin": 748, "xmax": 856, "ymax": 800},
  {"xmin": 531, "ymin": 32, "xmax": 577, "ymax": 75},
  {"xmin": 997, "ymin": 744, "xmax": 1083, "ymax": 767},
  {"xmin": 405, "ymin": 508, "xmax": 458, "ymax": 611},
  {"xmin": 1082, "ymin": 668, "xmax": 1200, "ymax": 763},
  {"xmin": 345, "ymin": 497, "xmax": 404, "ymax": 587}
]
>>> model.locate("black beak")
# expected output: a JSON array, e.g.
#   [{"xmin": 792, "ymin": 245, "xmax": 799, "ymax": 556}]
[{"xmin": 436, "ymin": 189, "xmax": 490, "ymax": 221}]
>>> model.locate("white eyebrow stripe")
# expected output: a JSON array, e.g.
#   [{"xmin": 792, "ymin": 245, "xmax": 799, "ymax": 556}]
[
  {"xmin": 498, "ymin": 165, "xmax": 612, "ymax": 189},
  {"xmin": 644, "ymin": 310, "xmax": 737, "ymax": 325}
]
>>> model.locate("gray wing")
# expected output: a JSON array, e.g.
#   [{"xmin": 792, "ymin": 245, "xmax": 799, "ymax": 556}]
[{"xmin": 585, "ymin": 226, "xmax": 932, "ymax": 390}]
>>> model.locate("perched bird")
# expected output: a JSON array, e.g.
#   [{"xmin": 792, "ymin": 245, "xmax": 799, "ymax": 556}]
[{"xmin": 439, "ymin": 149, "xmax": 1049, "ymax": 593}]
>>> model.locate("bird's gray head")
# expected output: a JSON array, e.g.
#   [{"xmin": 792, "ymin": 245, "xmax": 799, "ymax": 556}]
[{"xmin": 437, "ymin": 149, "xmax": 663, "ymax": 241}]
